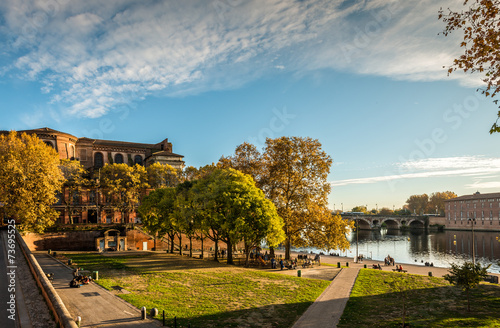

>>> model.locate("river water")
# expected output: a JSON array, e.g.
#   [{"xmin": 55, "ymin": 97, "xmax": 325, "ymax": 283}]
[{"xmin": 294, "ymin": 229, "xmax": 500, "ymax": 273}]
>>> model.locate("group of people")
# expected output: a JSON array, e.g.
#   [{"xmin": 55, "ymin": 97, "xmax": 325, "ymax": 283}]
[
  {"xmin": 70, "ymin": 268, "xmax": 92, "ymax": 288},
  {"xmin": 384, "ymin": 255, "xmax": 395, "ymax": 266},
  {"xmin": 395, "ymin": 265, "xmax": 405, "ymax": 272},
  {"xmin": 424, "ymin": 261, "xmax": 434, "ymax": 267}
]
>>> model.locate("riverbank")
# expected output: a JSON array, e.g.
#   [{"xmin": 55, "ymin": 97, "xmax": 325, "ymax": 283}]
[{"xmin": 275, "ymin": 250, "xmax": 500, "ymax": 279}]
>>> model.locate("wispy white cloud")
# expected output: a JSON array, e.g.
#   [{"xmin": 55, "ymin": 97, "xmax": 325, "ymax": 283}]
[
  {"xmin": 0, "ymin": 0, "xmax": 474, "ymax": 118},
  {"xmin": 331, "ymin": 156, "xmax": 500, "ymax": 187}
]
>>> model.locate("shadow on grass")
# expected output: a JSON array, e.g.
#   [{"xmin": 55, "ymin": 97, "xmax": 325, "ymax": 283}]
[
  {"xmin": 338, "ymin": 284, "xmax": 500, "ymax": 328},
  {"xmin": 146, "ymin": 301, "xmax": 316, "ymax": 328}
]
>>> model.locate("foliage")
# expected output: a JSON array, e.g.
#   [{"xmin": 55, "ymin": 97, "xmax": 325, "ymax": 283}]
[
  {"xmin": 351, "ymin": 205, "xmax": 368, "ymax": 214},
  {"xmin": 262, "ymin": 137, "xmax": 344, "ymax": 259},
  {"xmin": 0, "ymin": 131, "xmax": 64, "ymax": 232},
  {"xmin": 138, "ymin": 187, "xmax": 178, "ymax": 251},
  {"xmin": 100, "ymin": 163, "xmax": 149, "ymax": 223},
  {"xmin": 444, "ymin": 262, "xmax": 490, "ymax": 312},
  {"xmin": 59, "ymin": 159, "xmax": 90, "ymax": 224},
  {"xmin": 405, "ymin": 194, "xmax": 429, "ymax": 215},
  {"xmin": 429, "ymin": 191, "xmax": 457, "ymax": 216},
  {"xmin": 146, "ymin": 162, "xmax": 180, "ymax": 188},
  {"xmin": 218, "ymin": 142, "xmax": 263, "ymax": 187},
  {"xmin": 378, "ymin": 207, "xmax": 394, "ymax": 216},
  {"xmin": 192, "ymin": 168, "xmax": 285, "ymax": 264},
  {"xmin": 439, "ymin": 1, "xmax": 500, "ymax": 133},
  {"xmin": 406, "ymin": 191, "xmax": 457, "ymax": 215}
]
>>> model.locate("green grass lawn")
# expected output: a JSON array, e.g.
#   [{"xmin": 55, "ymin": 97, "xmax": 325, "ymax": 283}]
[
  {"xmin": 338, "ymin": 269, "xmax": 500, "ymax": 328},
  {"xmin": 63, "ymin": 253, "xmax": 330, "ymax": 328}
]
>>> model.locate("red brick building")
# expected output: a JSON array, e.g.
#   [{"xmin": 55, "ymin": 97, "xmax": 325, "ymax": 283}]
[
  {"xmin": 1, "ymin": 127, "xmax": 184, "ymax": 225},
  {"xmin": 444, "ymin": 192, "xmax": 500, "ymax": 231}
]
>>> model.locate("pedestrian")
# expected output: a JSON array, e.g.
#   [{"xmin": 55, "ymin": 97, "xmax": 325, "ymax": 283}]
[{"xmin": 280, "ymin": 259, "xmax": 284, "ymax": 270}]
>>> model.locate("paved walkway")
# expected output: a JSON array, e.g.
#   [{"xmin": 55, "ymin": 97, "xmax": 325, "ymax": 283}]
[
  {"xmin": 33, "ymin": 253, "xmax": 161, "ymax": 328},
  {"xmin": 291, "ymin": 267, "xmax": 360, "ymax": 328}
]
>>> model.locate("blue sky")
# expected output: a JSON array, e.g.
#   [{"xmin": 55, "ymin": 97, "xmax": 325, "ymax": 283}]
[{"xmin": 1, "ymin": 0, "xmax": 499, "ymax": 211}]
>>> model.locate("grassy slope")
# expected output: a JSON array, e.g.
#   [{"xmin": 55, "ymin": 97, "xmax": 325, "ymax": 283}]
[
  {"xmin": 338, "ymin": 269, "xmax": 500, "ymax": 328},
  {"xmin": 64, "ymin": 253, "xmax": 330, "ymax": 328}
]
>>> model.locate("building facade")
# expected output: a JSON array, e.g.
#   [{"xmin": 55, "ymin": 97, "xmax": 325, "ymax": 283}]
[
  {"xmin": 1, "ymin": 127, "xmax": 185, "ymax": 225},
  {"xmin": 444, "ymin": 192, "xmax": 500, "ymax": 231}
]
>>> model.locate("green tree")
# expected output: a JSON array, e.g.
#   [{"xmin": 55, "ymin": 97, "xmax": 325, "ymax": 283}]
[
  {"xmin": 439, "ymin": 1, "xmax": 500, "ymax": 133},
  {"xmin": 444, "ymin": 262, "xmax": 490, "ymax": 312},
  {"xmin": 262, "ymin": 137, "xmax": 334, "ymax": 260},
  {"xmin": 192, "ymin": 168, "xmax": 284, "ymax": 264},
  {"xmin": 0, "ymin": 131, "xmax": 64, "ymax": 232},
  {"xmin": 138, "ymin": 187, "xmax": 177, "ymax": 251},
  {"xmin": 101, "ymin": 163, "xmax": 148, "ymax": 223},
  {"xmin": 351, "ymin": 205, "xmax": 368, "ymax": 214}
]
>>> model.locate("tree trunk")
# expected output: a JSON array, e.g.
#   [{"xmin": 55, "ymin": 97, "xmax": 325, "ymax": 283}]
[
  {"xmin": 214, "ymin": 238, "xmax": 219, "ymax": 262},
  {"xmin": 227, "ymin": 240, "xmax": 233, "ymax": 265},
  {"xmin": 179, "ymin": 234, "xmax": 183, "ymax": 255},
  {"xmin": 169, "ymin": 234, "xmax": 175, "ymax": 253},
  {"xmin": 285, "ymin": 237, "xmax": 291, "ymax": 260},
  {"xmin": 201, "ymin": 236, "xmax": 204, "ymax": 259},
  {"xmin": 244, "ymin": 243, "xmax": 251, "ymax": 267},
  {"xmin": 189, "ymin": 236, "xmax": 192, "ymax": 257},
  {"xmin": 269, "ymin": 246, "xmax": 275, "ymax": 258}
]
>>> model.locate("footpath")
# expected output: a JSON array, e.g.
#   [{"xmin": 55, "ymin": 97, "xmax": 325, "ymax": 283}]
[
  {"xmin": 33, "ymin": 253, "xmax": 161, "ymax": 328},
  {"xmin": 278, "ymin": 251, "xmax": 500, "ymax": 328}
]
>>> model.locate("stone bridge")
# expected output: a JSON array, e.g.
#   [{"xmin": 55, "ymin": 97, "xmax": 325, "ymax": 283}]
[{"xmin": 341, "ymin": 214, "xmax": 428, "ymax": 230}]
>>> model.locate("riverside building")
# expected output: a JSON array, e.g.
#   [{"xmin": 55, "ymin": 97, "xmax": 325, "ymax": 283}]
[{"xmin": 444, "ymin": 191, "xmax": 500, "ymax": 231}]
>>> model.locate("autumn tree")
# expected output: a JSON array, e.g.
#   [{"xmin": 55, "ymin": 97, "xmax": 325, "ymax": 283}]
[
  {"xmin": 439, "ymin": 1, "xmax": 500, "ymax": 133},
  {"xmin": 444, "ymin": 262, "xmax": 490, "ymax": 312},
  {"xmin": 218, "ymin": 142, "xmax": 263, "ymax": 187},
  {"xmin": 262, "ymin": 137, "xmax": 338, "ymax": 260},
  {"xmin": 405, "ymin": 194, "xmax": 429, "ymax": 215},
  {"xmin": 378, "ymin": 207, "xmax": 394, "ymax": 216},
  {"xmin": 147, "ymin": 162, "xmax": 180, "ymax": 189},
  {"xmin": 429, "ymin": 191, "xmax": 457, "ymax": 216},
  {"xmin": 59, "ymin": 159, "xmax": 90, "ymax": 224},
  {"xmin": 100, "ymin": 163, "xmax": 148, "ymax": 223},
  {"xmin": 0, "ymin": 131, "xmax": 64, "ymax": 232}
]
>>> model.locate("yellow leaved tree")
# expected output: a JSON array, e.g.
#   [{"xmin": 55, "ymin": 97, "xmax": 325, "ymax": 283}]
[{"xmin": 0, "ymin": 131, "xmax": 64, "ymax": 232}]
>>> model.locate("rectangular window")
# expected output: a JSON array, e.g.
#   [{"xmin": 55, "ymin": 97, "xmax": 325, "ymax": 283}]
[{"xmin": 79, "ymin": 149, "xmax": 87, "ymax": 161}]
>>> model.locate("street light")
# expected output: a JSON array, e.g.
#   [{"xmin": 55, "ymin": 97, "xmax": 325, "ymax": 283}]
[
  {"xmin": 355, "ymin": 217, "xmax": 359, "ymax": 263},
  {"xmin": 468, "ymin": 217, "xmax": 476, "ymax": 265}
]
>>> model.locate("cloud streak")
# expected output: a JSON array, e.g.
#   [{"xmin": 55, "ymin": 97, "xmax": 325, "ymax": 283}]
[
  {"xmin": 0, "ymin": 0, "xmax": 474, "ymax": 118},
  {"xmin": 330, "ymin": 156, "xmax": 500, "ymax": 187}
]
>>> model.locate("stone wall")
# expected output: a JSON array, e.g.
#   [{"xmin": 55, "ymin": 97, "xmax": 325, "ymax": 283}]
[{"xmin": 23, "ymin": 231, "xmax": 102, "ymax": 251}]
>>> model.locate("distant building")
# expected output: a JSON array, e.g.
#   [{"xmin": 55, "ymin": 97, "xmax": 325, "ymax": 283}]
[
  {"xmin": 1, "ymin": 127, "xmax": 185, "ymax": 224},
  {"xmin": 2, "ymin": 127, "xmax": 185, "ymax": 170},
  {"xmin": 444, "ymin": 192, "xmax": 500, "ymax": 231}
]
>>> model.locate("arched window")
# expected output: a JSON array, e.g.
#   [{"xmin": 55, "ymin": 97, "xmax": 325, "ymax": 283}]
[
  {"xmin": 134, "ymin": 155, "xmax": 143, "ymax": 166},
  {"xmin": 94, "ymin": 152, "xmax": 104, "ymax": 168},
  {"xmin": 115, "ymin": 153, "xmax": 124, "ymax": 164},
  {"xmin": 70, "ymin": 145, "xmax": 75, "ymax": 159},
  {"xmin": 44, "ymin": 141, "xmax": 54, "ymax": 148}
]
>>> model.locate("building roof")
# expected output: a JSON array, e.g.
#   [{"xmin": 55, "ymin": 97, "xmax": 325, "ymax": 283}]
[
  {"xmin": 149, "ymin": 150, "xmax": 184, "ymax": 158},
  {"xmin": 445, "ymin": 191, "xmax": 500, "ymax": 202}
]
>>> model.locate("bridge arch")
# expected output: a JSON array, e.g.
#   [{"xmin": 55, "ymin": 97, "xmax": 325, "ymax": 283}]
[
  {"xmin": 407, "ymin": 219, "xmax": 425, "ymax": 229},
  {"xmin": 382, "ymin": 218, "xmax": 400, "ymax": 229}
]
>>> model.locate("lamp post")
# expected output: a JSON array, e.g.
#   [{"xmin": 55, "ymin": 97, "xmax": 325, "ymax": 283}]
[
  {"xmin": 468, "ymin": 217, "xmax": 476, "ymax": 265},
  {"xmin": 355, "ymin": 217, "xmax": 359, "ymax": 263}
]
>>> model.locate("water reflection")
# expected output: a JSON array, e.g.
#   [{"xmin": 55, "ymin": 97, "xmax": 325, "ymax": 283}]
[{"xmin": 340, "ymin": 229, "xmax": 500, "ymax": 273}]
